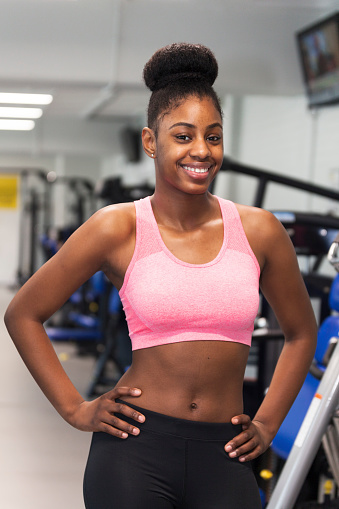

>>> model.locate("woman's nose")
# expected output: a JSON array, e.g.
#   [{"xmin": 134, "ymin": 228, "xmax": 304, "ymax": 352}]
[{"xmin": 189, "ymin": 137, "xmax": 211, "ymax": 159}]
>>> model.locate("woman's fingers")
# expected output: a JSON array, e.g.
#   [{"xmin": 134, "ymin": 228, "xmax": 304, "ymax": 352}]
[
  {"xmin": 231, "ymin": 413, "xmax": 251, "ymax": 427},
  {"xmin": 93, "ymin": 386, "xmax": 146, "ymax": 438},
  {"xmin": 225, "ymin": 429, "xmax": 255, "ymax": 454},
  {"xmin": 106, "ymin": 385, "xmax": 142, "ymax": 401},
  {"xmin": 111, "ymin": 399, "xmax": 146, "ymax": 423},
  {"xmin": 105, "ymin": 386, "xmax": 146, "ymax": 423},
  {"xmin": 227, "ymin": 435, "xmax": 260, "ymax": 461},
  {"xmin": 71, "ymin": 386, "xmax": 146, "ymax": 437},
  {"xmin": 224, "ymin": 414, "xmax": 268, "ymax": 461},
  {"xmin": 98, "ymin": 414, "xmax": 142, "ymax": 438}
]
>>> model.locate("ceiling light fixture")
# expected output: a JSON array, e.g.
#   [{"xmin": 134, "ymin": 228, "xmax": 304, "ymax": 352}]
[
  {"xmin": 0, "ymin": 107, "xmax": 43, "ymax": 119},
  {"xmin": 0, "ymin": 93, "xmax": 53, "ymax": 105},
  {"xmin": 0, "ymin": 119, "xmax": 35, "ymax": 131}
]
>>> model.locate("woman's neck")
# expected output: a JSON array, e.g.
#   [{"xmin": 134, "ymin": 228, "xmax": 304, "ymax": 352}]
[{"xmin": 150, "ymin": 190, "xmax": 218, "ymax": 231}]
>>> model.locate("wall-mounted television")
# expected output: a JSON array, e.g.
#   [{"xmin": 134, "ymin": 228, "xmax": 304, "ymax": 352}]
[{"xmin": 296, "ymin": 12, "xmax": 339, "ymax": 108}]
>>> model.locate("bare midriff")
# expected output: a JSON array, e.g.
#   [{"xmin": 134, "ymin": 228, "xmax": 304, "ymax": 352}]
[{"xmin": 115, "ymin": 340, "xmax": 249, "ymax": 423}]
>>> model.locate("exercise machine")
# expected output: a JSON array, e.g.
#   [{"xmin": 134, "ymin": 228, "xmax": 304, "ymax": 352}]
[
  {"xmin": 16, "ymin": 168, "xmax": 51, "ymax": 284},
  {"xmin": 96, "ymin": 176, "xmax": 153, "ymax": 206},
  {"xmin": 266, "ymin": 243, "xmax": 339, "ymax": 507}
]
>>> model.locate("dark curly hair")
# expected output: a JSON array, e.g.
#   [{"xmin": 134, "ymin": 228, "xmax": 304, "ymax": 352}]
[{"xmin": 143, "ymin": 43, "xmax": 223, "ymax": 136}]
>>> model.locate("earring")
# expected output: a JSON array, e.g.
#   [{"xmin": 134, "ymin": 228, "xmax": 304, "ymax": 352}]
[{"xmin": 151, "ymin": 153, "xmax": 155, "ymax": 158}]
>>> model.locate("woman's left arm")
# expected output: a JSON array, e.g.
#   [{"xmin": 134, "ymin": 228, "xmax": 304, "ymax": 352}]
[{"xmin": 225, "ymin": 210, "xmax": 318, "ymax": 462}]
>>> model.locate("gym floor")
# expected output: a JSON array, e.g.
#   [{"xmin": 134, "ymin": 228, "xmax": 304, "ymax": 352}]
[{"xmin": 0, "ymin": 285, "xmax": 94, "ymax": 509}]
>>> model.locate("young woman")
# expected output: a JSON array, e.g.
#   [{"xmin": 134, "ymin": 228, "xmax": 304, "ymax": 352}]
[{"xmin": 5, "ymin": 43, "xmax": 317, "ymax": 508}]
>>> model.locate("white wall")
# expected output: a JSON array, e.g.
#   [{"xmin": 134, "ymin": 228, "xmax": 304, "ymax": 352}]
[
  {"xmin": 311, "ymin": 107, "xmax": 339, "ymax": 214},
  {"xmin": 218, "ymin": 94, "xmax": 339, "ymax": 216},
  {"xmin": 0, "ymin": 117, "xmax": 124, "ymax": 157},
  {"xmin": 0, "ymin": 199, "xmax": 20, "ymax": 286}
]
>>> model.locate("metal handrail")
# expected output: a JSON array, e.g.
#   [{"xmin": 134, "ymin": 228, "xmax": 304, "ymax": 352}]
[{"xmin": 219, "ymin": 157, "xmax": 339, "ymax": 207}]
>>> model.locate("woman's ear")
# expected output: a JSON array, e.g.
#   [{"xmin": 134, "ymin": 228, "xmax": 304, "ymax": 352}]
[{"xmin": 142, "ymin": 127, "xmax": 157, "ymax": 159}]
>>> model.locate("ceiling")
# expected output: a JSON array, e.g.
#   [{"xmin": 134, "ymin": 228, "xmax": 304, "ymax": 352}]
[{"xmin": 0, "ymin": 0, "xmax": 338, "ymax": 153}]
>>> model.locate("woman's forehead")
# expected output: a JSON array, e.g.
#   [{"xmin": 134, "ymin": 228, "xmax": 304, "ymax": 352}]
[{"xmin": 159, "ymin": 96, "xmax": 222, "ymax": 128}]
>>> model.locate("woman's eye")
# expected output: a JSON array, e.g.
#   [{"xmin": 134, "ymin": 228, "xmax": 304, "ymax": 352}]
[
  {"xmin": 176, "ymin": 135, "xmax": 191, "ymax": 141},
  {"xmin": 207, "ymin": 135, "xmax": 221, "ymax": 142}
]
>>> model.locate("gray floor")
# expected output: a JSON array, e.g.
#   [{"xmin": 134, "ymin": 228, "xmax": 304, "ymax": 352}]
[{"xmin": 0, "ymin": 285, "xmax": 98, "ymax": 509}]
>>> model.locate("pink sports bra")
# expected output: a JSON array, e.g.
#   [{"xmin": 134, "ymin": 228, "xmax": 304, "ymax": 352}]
[{"xmin": 119, "ymin": 196, "xmax": 260, "ymax": 351}]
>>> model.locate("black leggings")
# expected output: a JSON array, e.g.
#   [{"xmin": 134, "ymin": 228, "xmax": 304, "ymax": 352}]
[{"xmin": 83, "ymin": 400, "xmax": 262, "ymax": 509}]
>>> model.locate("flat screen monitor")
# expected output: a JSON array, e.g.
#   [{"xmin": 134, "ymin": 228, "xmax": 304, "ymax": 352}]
[{"xmin": 296, "ymin": 12, "xmax": 339, "ymax": 108}]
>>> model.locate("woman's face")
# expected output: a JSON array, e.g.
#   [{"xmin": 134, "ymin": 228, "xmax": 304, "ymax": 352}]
[{"xmin": 150, "ymin": 95, "xmax": 223, "ymax": 196}]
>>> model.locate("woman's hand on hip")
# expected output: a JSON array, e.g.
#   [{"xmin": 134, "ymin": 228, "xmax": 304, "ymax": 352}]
[
  {"xmin": 68, "ymin": 386, "xmax": 145, "ymax": 438},
  {"xmin": 224, "ymin": 414, "xmax": 273, "ymax": 462}
]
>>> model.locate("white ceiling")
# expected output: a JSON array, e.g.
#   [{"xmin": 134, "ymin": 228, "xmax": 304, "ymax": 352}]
[{"xmin": 0, "ymin": 0, "xmax": 338, "ymax": 152}]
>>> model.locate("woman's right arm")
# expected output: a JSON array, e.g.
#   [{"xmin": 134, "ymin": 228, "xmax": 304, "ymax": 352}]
[{"xmin": 4, "ymin": 204, "xmax": 145, "ymax": 437}]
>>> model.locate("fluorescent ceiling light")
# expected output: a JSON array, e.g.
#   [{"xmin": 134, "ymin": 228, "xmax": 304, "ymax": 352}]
[
  {"xmin": 0, "ymin": 93, "xmax": 53, "ymax": 105},
  {"xmin": 0, "ymin": 119, "xmax": 35, "ymax": 131},
  {"xmin": 0, "ymin": 107, "xmax": 43, "ymax": 119}
]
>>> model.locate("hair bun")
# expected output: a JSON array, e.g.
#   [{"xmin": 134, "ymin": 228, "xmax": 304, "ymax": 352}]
[{"xmin": 143, "ymin": 43, "xmax": 218, "ymax": 92}]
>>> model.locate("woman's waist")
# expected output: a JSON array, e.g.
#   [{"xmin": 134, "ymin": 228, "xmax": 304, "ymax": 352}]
[
  {"xmin": 114, "ymin": 398, "xmax": 243, "ymax": 440},
  {"xmin": 115, "ymin": 374, "xmax": 244, "ymax": 422}
]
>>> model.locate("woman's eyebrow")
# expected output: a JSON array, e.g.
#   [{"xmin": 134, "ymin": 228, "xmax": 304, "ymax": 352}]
[{"xmin": 169, "ymin": 122, "xmax": 223, "ymax": 130}]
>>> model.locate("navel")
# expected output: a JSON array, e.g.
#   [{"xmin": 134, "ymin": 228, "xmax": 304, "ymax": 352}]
[{"xmin": 190, "ymin": 402, "xmax": 198, "ymax": 410}]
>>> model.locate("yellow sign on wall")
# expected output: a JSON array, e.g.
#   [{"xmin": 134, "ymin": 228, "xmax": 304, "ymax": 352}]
[{"xmin": 0, "ymin": 175, "xmax": 19, "ymax": 209}]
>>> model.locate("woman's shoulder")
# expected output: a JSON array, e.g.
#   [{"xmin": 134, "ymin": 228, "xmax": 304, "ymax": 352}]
[
  {"xmin": 58, "ymin": 202, "xmax": 137, "ymax": 265},
  {"xmin": 215, "ymin": 196, "xmax": 279, "ymax": 238},
  {"xmin": 93, "ymin": 201, "xmax": 136, "ymax": 222},
  {"xmin": 86, "ymin": 201, "xmax": 136, "ymax": 243},
  {"xmin": 232, "ymin": 202, "xmax": 283, "ymax": 237},
  {"xmin": 230, "ymin": 202, "xmax": 292, "ymax": 270}
]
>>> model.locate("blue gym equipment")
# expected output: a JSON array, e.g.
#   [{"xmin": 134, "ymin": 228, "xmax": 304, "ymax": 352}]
[{"xmin": 267, "ymin": 260, "xmax": 339, "ymax": 507}]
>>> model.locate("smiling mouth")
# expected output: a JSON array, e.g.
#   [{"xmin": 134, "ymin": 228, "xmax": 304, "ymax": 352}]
[{"xmin": 181, "ymin": 165, "xmax": 211, "ymax": 174}]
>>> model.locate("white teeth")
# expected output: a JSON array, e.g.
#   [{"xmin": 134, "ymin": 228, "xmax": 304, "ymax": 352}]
[{"xmin": 183, "ymin": 165, "xmax": 209, "ymax": 173}]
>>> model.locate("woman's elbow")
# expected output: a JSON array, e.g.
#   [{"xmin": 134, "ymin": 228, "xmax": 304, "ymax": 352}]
[{"xmin": 4, "ymin": 300, "xmax": 18, "ymax": 334}]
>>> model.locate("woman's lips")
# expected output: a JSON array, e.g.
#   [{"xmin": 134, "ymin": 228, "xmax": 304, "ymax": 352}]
[{"xmin": 181, "ymin": 164, "xmax": 212, "ymax": 178}]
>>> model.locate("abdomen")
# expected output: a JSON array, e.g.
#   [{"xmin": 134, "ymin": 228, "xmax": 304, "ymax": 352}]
[{"xmin": 116, "ymin": 340, "xmax": 249, "ymax": 422}]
